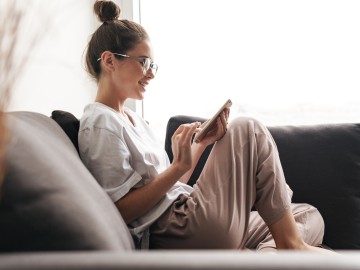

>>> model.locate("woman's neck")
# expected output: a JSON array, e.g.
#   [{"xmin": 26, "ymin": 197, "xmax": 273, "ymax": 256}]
[
  {"xmin": 95, "ymin": 80, "xmax": 126, "ymax": 114},
  {"xmin": 96, "ymin": 95, "xmax": 124, "ymax": 113}
]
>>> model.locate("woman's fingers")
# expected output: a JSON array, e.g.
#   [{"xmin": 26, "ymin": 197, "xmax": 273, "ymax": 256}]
[
  {"xmin": 172, "ymin": 122, "xmax": 200, "ymax": 144},
  {"xmin": 220, "ymin": 111, "xmax": 227, "ymax": 128},
  {"xmin": 171, "ymin": 122, "xmax": 201, "ymax": 172}
]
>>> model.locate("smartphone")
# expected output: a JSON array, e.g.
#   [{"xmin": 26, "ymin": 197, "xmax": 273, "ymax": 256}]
[{"xmin": 194, "ymin": 99, "xmax": 232, "ymax": 143}]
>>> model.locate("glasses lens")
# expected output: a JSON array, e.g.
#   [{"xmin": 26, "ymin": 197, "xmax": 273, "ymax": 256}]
[
  {"xmin": 143, "ymin": 58, "xmax": 151, "ymax": 73},
  {"xmin": 141, "ymin": 58, "xmax": 157, "ymax": 75},
  {"xmin": 150, "ymin": 63, "xmax": 158, "ymax": 74}
]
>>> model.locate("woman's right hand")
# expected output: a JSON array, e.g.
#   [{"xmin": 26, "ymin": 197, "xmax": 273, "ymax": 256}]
[
  {"xmin": 116, "ymin": 122, "xmax": 200, "ymax": 224},
  {"xmin": 171, "ymin": 122, "xmax": 200, "ymax": 174}
]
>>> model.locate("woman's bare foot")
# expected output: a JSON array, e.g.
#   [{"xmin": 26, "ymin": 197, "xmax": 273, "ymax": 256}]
[
  {"xmin": 269, "ymin": 210, "xmax": 336, "ymax": 253},
  {"xmin": 303, "ymin": 243, "xmax": 336, "ymax": 254},
  {"xmin": 258, "ymin": 244, "xmax": 335, "ymax": 254},
  {"xmin": 257, "ymin": 247, "xmax": 277, "ymax": 254}
]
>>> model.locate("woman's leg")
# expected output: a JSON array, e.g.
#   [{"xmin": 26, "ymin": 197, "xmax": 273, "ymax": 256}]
[
  {"xmin": 151, "ymin": 117, "xmax": 327, "ymax": 251},
  {"xmin": 151, "ymin": 117, "xmax": 275, "ymax": 249},
  {"xmin": 245, "ymin": 203, "xmax": 325, "ymax": 251}
]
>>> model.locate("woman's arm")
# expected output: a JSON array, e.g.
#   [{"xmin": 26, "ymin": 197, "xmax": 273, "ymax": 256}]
[
  {"xmin": 176, "ymin": 141, "xmax": 207, "ymax": 184},
  {"xmin": 115, "ymin": 122, "xmax": 199, "ymax": 224},
  {"xmin": 116, "ymin": 110, "xmax": 229, "ymax": 224},
  {"xmin": 115, "ymin": 163, "xmax": 186, "ymax": 224}
]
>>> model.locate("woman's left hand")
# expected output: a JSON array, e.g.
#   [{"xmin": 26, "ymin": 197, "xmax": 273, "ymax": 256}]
[{"xmin": 198, "ymin": 108, "xmax": 230, "ymax": 146}]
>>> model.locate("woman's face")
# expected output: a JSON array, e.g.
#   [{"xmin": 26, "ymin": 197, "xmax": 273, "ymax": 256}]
[{"xmin": 111, "ymin": 39, "xmax": 156, "ymax": 101}]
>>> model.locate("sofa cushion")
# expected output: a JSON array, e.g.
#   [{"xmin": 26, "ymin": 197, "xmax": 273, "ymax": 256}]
[
  {"xmin": 51, "ymin": 110, "xmax": 80, "ymax": 153},
  {"xmin": 0, "ymin": 111, "xmax": 134, "ymax": 252},
  {"xmin": 165, "ymin": 115, "xmax": 360, "ymax": 250}
]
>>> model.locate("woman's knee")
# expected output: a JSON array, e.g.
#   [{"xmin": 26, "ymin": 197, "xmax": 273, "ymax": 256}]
[
  {"xmin": 229, "ymin": 116, "xmax": 263, "ymax": 131},
  {"xmin": 227, "ymin": 116, "xmax": 278, "ymax": 160},
  {"xmin": 308, "ymin": 204, "xmax": 325, "ymax": 233},
  {"xmin": 296, "ymin": 203, "xmax": 324, "ymax": 226},
  {"xmin": 293, "ymin": 203, "xmax": 325, "ymax": 244},
  {"xmin": 227, "ymin": 116, "xmax": 267, "ymax": 142}
]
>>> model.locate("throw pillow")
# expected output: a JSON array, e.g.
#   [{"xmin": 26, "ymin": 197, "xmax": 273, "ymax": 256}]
[{"xmin": 51, "ymin": 110, "xmax": 80, "ymax": 153}]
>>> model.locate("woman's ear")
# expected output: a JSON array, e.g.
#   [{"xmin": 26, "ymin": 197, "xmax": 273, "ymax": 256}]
[{"xmin": 99, "ymin": 51, "xmax": 115, "ymax": 72}]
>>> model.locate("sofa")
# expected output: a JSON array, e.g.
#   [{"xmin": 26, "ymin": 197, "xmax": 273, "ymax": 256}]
[{"xmin": 0, "ymin": 110, "xmax": 360, "ymax": 270}]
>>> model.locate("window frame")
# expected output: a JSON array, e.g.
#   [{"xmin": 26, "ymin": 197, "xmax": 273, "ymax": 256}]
[{"xmin": 118, "ymin": 0, "xmax": 144, "ymax": 117}]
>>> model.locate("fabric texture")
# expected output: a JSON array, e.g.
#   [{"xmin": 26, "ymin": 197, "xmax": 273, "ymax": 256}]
[
  {"xmin": 151, "ymin": 117, "xmax": 307, "ymax": 249},
  {"xmin": 245, "ymin": 203, "xmax": 324, "ymax": 250},
  {"xmin": 78, "ymin": 103, "xmax": 192, "ymax": 247},
  {"xmin": 268, "ymin": 123, "xmax": 360, "ymax": 249},
  {"xmin": 51, "ymin": 110, "xmax": 80, "ymax": 153},
  {"xmin": 0, "ymin": 111, "xmax": 134, "ymax": 252},
  {"xmin": 165, "ymin": 115, "xmax": 360, "ymax": 250}
]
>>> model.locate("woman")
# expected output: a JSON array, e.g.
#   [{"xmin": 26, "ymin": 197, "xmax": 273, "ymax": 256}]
[{"xmin": 79, "ymin": 0, "xmax": 329, "ymax": 252}]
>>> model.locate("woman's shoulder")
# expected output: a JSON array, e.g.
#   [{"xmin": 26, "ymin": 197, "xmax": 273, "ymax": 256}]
[{"xmin": 80, "ymin": 103, "xmax": 125, "ymax": 133}]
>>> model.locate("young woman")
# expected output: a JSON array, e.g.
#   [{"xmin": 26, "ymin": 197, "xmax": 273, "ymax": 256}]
[{"xmin": 79, "ymin": 0, "xmax": 330, "ymax": 252}]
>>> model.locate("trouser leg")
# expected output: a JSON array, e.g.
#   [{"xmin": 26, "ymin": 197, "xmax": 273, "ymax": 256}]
[
  {"xmin": 150, "ymin": 117, "xmax": 291, "ymax": 249},
  {"xmin": 244, "ymin": 203, "xmax": 325, "ymax": 250}
]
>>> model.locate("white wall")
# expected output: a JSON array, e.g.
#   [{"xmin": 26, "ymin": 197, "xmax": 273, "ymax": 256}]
[
  {"xmin": 5, "ymin": 0, "xmax": 141, "ymax": 118},
  {"xmin": 6, "ymin": 0, "xmax": 98, "ymax": 118}
]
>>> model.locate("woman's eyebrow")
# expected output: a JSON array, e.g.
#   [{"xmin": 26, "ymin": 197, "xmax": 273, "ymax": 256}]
[{"xmin": 138, "ymin": 55, "xmax": 151, "ymax": 59}]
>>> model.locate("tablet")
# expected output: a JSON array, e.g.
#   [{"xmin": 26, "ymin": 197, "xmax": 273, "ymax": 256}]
[{"xmin": 194, "ymin": 99, "xmax": 232, "ymax": 143}]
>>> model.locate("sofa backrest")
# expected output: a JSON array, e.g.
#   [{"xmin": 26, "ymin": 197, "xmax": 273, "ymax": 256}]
[
  {"xmin": 0, "ymin": 111, "xmax": 134, "ymax": 252},
  {"xmin": 165, "ymin": 115, "xmax": 360, "ymax": 250},
  {"xmin": 268, "ymin": 123, "xmax": 360, "ymax": 250}
]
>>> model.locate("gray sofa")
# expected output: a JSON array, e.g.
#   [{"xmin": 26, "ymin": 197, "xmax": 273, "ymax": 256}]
[{"xmin": 0, "ymin": 110, "xmax": 360, "ymax": 270}]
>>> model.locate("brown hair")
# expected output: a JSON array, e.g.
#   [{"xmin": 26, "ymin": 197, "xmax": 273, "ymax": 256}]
[{"xmin": 85, "ymin": 0, "xmax": 149, "ymax": 81}]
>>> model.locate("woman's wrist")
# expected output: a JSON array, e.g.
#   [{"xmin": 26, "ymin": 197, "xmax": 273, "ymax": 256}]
[
  {"xmin": 192, "ymin": 140, "xmax": 209, "ymax": 151},
  {"xmin": 169, "ymin": 161, "xmax": 190, "ymax": 179}
]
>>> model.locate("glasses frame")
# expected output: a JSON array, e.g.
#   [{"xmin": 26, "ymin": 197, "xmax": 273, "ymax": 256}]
[{"xmin": 97, "ymin": 52, "xmax": 158, "ymax": 75}]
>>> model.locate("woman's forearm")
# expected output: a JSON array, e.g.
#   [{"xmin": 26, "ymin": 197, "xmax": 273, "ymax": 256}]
[
  {"xmin": 114, "ymin": 162, "xmax": 186, "ymax": 224},
  {"xmin": 177, "ymin": 141, "xmax": 208, "ymax": 184},
  {"xmin": 116, "ymin": 122, "xmax": 204, "ymax": 224}
]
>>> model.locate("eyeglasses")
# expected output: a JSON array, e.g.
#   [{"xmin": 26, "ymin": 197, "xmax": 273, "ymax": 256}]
[{"xmin": 97, "ymin": 52, "xmax": 158, "ymax": 76}]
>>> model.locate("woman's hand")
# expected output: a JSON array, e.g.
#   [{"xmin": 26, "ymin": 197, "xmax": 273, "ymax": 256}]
[
  {"xmin": 198, "ymin": 108, "xmax": 230, "ymax": 146},
  {"xmin": 171, "ymin": 122, "xmax": 201, "ymax": 174},
  {"xmin": 117, "ymin": 121, "xmax": 200, "ymax": 224}
]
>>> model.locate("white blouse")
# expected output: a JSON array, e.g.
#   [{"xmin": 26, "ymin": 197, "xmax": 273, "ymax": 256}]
[{"xmin": 78, "ymin": 102, "xmax": 193, "ymax": 246}]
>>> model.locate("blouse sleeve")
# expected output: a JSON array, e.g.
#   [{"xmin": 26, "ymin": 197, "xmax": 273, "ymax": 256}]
[{"xmin": 80, "ymin": 126, "xmax": 142, "ymax": 202}]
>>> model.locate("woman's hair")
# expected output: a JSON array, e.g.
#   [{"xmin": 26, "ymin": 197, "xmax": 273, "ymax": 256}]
[{"xmin": 85, "ymin": 0, "xmax": 149, "ymax": 81}]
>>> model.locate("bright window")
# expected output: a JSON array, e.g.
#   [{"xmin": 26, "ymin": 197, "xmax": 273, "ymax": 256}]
[
  {"xmin": 140, "ymin": 0, "xmax": 360, "ymax": 141},
  {"xmin": 3, "ymin": 0, "xmax": 97, "ymax": 118}
]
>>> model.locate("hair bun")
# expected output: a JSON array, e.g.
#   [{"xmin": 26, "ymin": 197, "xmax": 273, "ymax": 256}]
[{"xmin": 94, "ymin": 0, "xmax": 121, "ymax": 23}]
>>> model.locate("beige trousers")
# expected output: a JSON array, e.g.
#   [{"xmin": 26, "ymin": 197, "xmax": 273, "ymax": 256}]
[{"xmin": 150, "ymin": 117, "xmax": 324, "ymax": 250}]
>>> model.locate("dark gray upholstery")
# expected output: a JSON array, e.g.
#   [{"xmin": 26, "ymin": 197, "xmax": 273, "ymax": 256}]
[
  {"xmin": 1, "ymin": 111, "xmax": 360, "ymax": 269},
  {"xmin": 51, "ymin": 110, "xmax": 80, "ymax": 153},
  {"xmin": 0, "ymin": 112, "xmax": 133, "ymax": 252},
  {"xmin": 268, "ymin": 123, "xmax": 360, "ymax": 250},
  {"xmin": 165, "ymin": 115, "xmax": 360, "ymax": 250}
]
